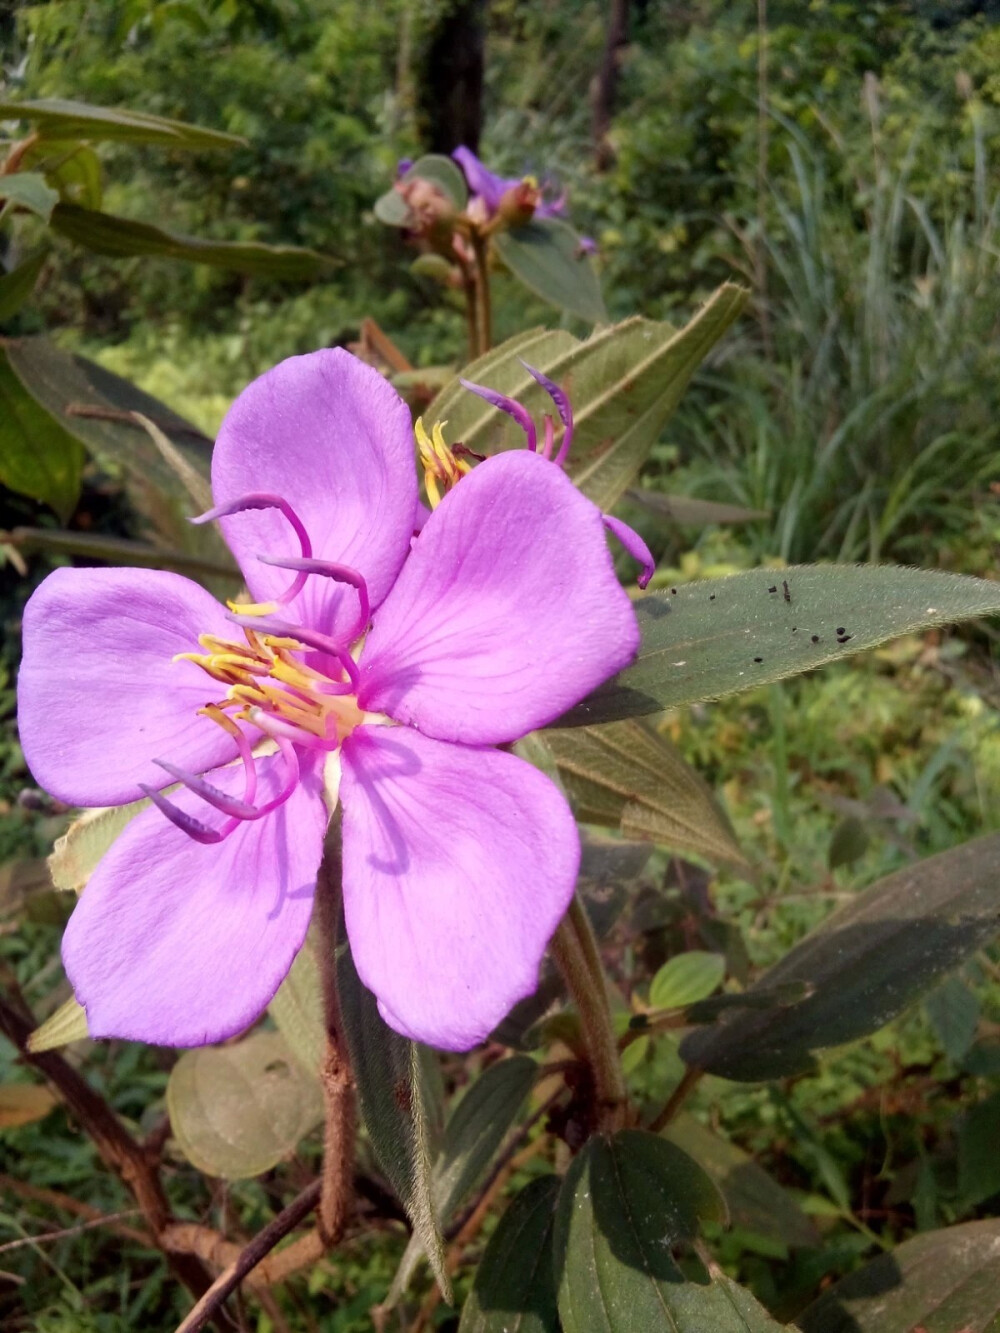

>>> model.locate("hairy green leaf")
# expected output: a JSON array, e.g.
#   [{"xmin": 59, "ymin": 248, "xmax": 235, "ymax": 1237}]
[
  {"xmin": 559, "ymin": 565, "xmax": 1000, "ymax": 726},
  {"xmin": 166, "ymin": 1032, "xmax": 323, "ymax": 1180},
  {"xmin": 0, "ymin": 97, "xmax": 245, "ymax": 149},
  {"xmin": 427, "ymin": 286, "xmax": 748, "ymax": 512},
  {"xmin": 459, "ymin": 1176, "xmax": 561, "ymax": 1333},
  {"xmin": 544, "ymin": 720, "xmax": 748, "ymax": 870},
  {"xmin": 494, "ymin": 219, "xmax": 606, "ymax": 323},
  {"xmin": 50, "ymin": 202, "xmax": 331, "ymax": 277},
  {"xmin": 798, "ymin": 1219, "xmax": 1000, "ymax": 1332},
  {"xmin": 434, "ymin": 1056, "xmax": 537, "ymax": 1219},
  {"xmin": 336, "ymin": 942, "xmax": 448, "ymax": 1297},
  {"xmin": 679, "ymin": 833, "xmax": 1000, "ymax": 1080}
]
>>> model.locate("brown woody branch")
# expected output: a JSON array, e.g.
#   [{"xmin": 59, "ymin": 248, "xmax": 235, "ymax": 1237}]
[{"xmin": 0, "ymin": 988, "xmax": 215, "ymax": 1307}]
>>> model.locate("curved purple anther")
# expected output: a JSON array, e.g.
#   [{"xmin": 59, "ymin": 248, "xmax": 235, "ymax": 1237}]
[
  {"xmin": 602, "ymin": 514, "xmax": 656, "ymax": 590},
  {"xmin": 519, "ymin": 361, "xmax": 574, "ymax": 465},
  {"xmin": 153, "ymin": 759, "xmax": 260, "ymax": 820},
  {"xmin": 226, "ymin": 612, "xmax": 360, "ymax": 692},
  {"xmin": 139, "ymin": 784, "xmax": 234, "ymax": 845},
  {"xmin": 256, "ymin": 554, "xmax": 370, "ymax": 640},
  {"xmin": 459, "ymin": 378, "xmax": 537, "ymax": 452},
  {"xmin": 191, "ymin": 492, "xmax": 312, "ymax": 606},
  {"xmin": 251, "ymin": 738, "xmax": 301, "ymax": 817}
]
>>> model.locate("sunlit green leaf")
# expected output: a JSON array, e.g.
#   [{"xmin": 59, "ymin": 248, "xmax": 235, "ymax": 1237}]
[
  {"xmin": 543, "ymin": 720, "xmax": 748, "ymax": 870},
  {"xmin": 559, "ymin": 566, "xmax": 1000, "ymax": 727},
  {"xmin": 0, "ymin": 97, "xmax": 245, "ymax": 149},
  {"xmin": 494, "ymin": 218, "xmax": 606, "ymax": 323},
  {"xmin": 554, "ymin": 1131, "xmax": 788, "ymax": 1332},
  {"xmin": 649, "ymin": 952, "xmax": 726, "ymax": 1010},
  {"xmin": 679, "ymin": 832, "xmax": 1000, "ymax": 1080},
  {"xmin": 427, "ymin": 286, "xmax": 748, "ymax": 512},
  {"xmin": 166, "ymin": 1031, "xmax": 323, "ymax": 1180},
  {"xmin": 798, "ymin": 1219, "xmax": 1000, "ymax": 1332}
]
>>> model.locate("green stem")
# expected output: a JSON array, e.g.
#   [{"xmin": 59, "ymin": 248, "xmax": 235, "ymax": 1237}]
[{"xmin": 550, "ymin": 895, "xmax": 627, "ymax": 1132}]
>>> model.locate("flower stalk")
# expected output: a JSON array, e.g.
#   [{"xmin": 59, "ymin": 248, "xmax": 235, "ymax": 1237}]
[
  {"xmin": 313, "ymin": 817, "xmax": 356, "ymax": 1246},
  {"xmin": 550, "ymin": 895, "xmax": 627, "ymax": 1133}
]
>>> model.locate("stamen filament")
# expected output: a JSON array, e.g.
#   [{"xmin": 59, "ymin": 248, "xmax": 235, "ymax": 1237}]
[
  {"xmin": 255, "ymin": 554, "xmax": 370, "ymax": 640},
  {"xmin": 191, "ymin": 492, "xmax": 313, "ymax": 607}
]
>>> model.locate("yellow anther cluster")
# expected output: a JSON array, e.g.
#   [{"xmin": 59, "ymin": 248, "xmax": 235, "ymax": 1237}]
[
  {"xmin": 416, "ymin": 417, "xmax": 472, "ymax": 509},
  {"xmin": 176, "ymin": 629, "xmax": 361, "ymax": 740}
]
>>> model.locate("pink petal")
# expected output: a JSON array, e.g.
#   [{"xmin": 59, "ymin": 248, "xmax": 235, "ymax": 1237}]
[
  {"xmin": 18, "ymin": 567, "xmax": 242, "ymax": 806},
  {"xmin": 63, "ymin": 752, "xmax": 327, "ymax": 1046},
  {"xmin": 357, "ymin": 451, "xmax": 639, "ymax": 744},
  {"xmin": 339, "ymin": 725, "xmax": 579, "ymax": 1050},
  {"xmin": 212, "ymin": 349, "xmax": 419, "ymax": 642}
]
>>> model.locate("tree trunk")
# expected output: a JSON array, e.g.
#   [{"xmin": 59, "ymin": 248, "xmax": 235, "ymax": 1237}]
[
  {"xmin": 592, "ymin": 0, "xmax": 630, "ymax": 171},
  {"xmin": 419, "ymin": 0, "xmax": 487, "ymax": 154}
]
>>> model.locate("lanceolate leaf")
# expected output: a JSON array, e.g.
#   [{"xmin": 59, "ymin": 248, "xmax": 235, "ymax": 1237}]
[
  {"xmin": 558, "ymin": 565, "xmax": 1000, "ymax": 727},
  {"xmin": 554, "ymin": 1130, "xmax": 788, "ymax": 1332},
  {"xmin": 427, "ymin": 286, "xmax": 748, "ymax": 512},
  {"xmin": 434, "ymin": 1056, "xmax": 537, "ymax": 1219},
  {"xmin": 3, "ymin": 336, "xmax": 230, "ymax": 571},
  {"xmin": 798, "ymin": 1219, "xmax": 1000, "ymax": 1333},
  {"xmin": 458, "ymin": 1176, "xmax": 561, "ymax": 1333},
  {"xmin": 626, "ymin": 489, "xmax": 770, "ymax": 526},
  {"xmin": 0, "ymin": 97, "xmax": 246, "ymax": 149},
  {"xmin": 679, "ymin": 832, "xmax": 1000, "ymax": 1081},
  {"xmin": 0, "ymin": 343, "xmax": 84, "ymax": 520},
  {"xmin": 544, "ymin": 720, "xmax": 748, "ymax": 870},
  {"xmin": 494, "ymin": 218, "xmax": 606, "ymax": 324},
  {"xmin": 336, "ymin": 942, "xmax": 448, "ymax": 1296},
  {"xmin": 649, "ymin": 952, "xmax": 726, "ymax": 1010},
  {"xmin": 50, "ymin": 202, "xmax": 331, "ymax": 278},
  {"xmin": 166, "ymin": 1032, "xmax": 323, "ymax": 1180}
]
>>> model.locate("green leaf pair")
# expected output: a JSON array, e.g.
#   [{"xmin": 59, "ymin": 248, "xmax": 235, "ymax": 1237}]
[{"xmin": 463, "ymin": 1130, "xmax": 791, "ymax": 1332}]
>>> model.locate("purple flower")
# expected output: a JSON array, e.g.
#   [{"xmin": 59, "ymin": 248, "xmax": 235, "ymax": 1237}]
[
  {"xmin": 452, "ymin": 145, "xmax": 567, "ymax": 221},
  {"xmin": 17, "ymin": 350, "xmax": 640, "ymax": 1052}
]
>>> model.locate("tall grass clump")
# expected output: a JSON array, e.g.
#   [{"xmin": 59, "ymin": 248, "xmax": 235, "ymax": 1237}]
[{"xmin": 666, "ymin": 95, "xmax": 1000, "ymax": 566}]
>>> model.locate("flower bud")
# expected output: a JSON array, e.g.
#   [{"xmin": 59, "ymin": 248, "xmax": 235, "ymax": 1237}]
[{"xmin": 497, "ymin": 177, "xmax": 541, "ymax": 227}]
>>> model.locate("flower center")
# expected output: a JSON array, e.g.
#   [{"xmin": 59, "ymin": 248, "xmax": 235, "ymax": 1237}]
[
  {"xmin": 139, "ymin": 491, "xmax": 371, "ymax": 845},
  {"xmin": 178, "ymin": 622, "xmax": 365, "ymax": 748}
]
